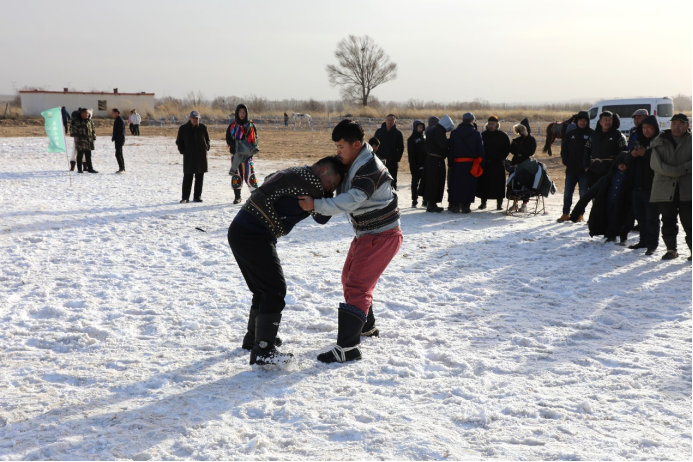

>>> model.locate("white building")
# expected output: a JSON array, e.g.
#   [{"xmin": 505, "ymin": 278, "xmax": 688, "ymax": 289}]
[{"xmin": 20, "ymin": 89, "xmax": 155, "ymax": 117}]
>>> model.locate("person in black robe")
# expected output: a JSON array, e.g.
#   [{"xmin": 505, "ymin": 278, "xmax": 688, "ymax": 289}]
[
  {"xmin": 423, "ymin": 115, "xmax": 454, "ymax": 212},
  {"xmin": 476, "ymin": 115, "xmax": 510, "ymax": 210},
  {"xmin": 448, "ymin": 113, "xmax": 484, "ymax": 213},
  {"xmin": 407, "ymin": 120, "xmax": 427, "ymax": 207}
]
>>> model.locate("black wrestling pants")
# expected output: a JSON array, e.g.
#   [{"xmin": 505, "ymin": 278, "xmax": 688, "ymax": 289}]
[{"xmin": 228, "ymin": 221, "xmax": 286, "ymax": 315}]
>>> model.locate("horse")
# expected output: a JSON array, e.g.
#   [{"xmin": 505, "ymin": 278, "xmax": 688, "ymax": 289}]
[
  {"xmin": 291, "ymin": 112, "xmax": 312, "ymax": 126},
  {"xmin": 542, "ymin": 114, "xmax": 578, "ymax": 156}
]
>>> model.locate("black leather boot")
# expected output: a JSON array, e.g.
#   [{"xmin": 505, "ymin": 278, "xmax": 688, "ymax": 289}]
[
  {"xmin": 249, "ymin": 313, "xmax": 292, "ymax": 366},
  {"xmin": 361, "ymin": 304, "xmax": 379, "ymax": 337},
  {"xmin": 242, "ymin": 308, "xmax": 282, "ymax": 350},
  {"xmin": 70, "ymin": 161, "xmax": 76, "ymax": 171},
  {"xmin": 317, "ymin": 304, "xmax": 365, "ymax": 363},
  {"xmin": 233, "ymin": 189, "xmax": 242, "ymax": 204}
]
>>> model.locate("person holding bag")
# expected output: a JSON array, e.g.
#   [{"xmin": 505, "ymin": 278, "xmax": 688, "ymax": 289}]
[{"xmin": 227, "ymin": 104, "xmax": 260, "ymax": 204}]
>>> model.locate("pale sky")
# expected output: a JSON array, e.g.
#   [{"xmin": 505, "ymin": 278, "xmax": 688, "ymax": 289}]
[{"xmin": 2, "ymin": 0, "xmax": 691, "ymax": 103}]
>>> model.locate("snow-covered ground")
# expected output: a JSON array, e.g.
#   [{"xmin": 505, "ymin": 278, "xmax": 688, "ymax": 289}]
[{"xmin": 0, "ymin": 136, "xmax": 690, "ymax": 460}]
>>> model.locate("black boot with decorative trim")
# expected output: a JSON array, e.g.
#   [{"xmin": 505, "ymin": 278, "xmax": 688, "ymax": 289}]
[{"xmin": 318, "ymin": 304, "xmax": 365, "ymax": 364}]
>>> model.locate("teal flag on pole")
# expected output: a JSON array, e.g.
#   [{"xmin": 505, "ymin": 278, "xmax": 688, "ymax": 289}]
[{"xmin": 41, "ymin": 107, "xmax": 67, "ymax": 153}]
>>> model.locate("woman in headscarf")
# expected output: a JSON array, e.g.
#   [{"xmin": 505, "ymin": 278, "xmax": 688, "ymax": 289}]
[{"xmin": 227, "ymin": 104, "xmax": 260, "ymax": 204}]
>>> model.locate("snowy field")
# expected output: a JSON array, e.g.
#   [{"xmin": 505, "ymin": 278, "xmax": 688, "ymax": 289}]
[{"xmin": 0, "ymin": 136, "xmax": 691, "ymax": 460}]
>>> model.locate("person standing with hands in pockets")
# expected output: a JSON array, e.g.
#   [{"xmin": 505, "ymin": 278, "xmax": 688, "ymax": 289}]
[{"xmin": 176, "ymin": 110, "xmax": 210, "ymax": 203}]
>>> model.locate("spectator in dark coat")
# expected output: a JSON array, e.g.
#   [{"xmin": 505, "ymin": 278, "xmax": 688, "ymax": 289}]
[
  {"xmin": 477, "ymin": 115, "xmax": 510, "ymax": 210},
  {"xmin": 557, "ymin": 111, "xmax": 593, "ymax": 222},
  {"xmin": 584, "ymin": 111, "xmax": 627, "ymax": 187},
  {"xmin": 417, "ymin": 116, "xmax": 439, "ymax": 202},
  {"xmin": 423, "ymin": 115, "xmax": 453, "ymax": 212},
  {"xmin": 649, "ymin": 113, "xmax": 692, "ymax": 260},
  {"xmin": 509, "ymin": 118, "xmax": 536, "ymax": 165},
  {"xmin": 407, "ymin": 120, "xmax": 426, "ymax": 207},
  {"xmin": 628, "ymin": 109, "xmax": 648, "ymax": 152},
  {"xmin": 368, "ymin": 136, "xmax": 380, "ymax": 154},
  {"xmin": 70, "ymin": 108, "xmax": 97, "ymax": 174},
  {"xmin": 176, "ymin": 110, "xmax": 210, "ymax": 203},
  {"xmin": 570, "ymin": 152, "xmax": 633, "ymax": 244},
  {"xmin": 625, "ymin": 115, "xmax": 661, "ymax": 254},
  {"xmin": 111, "ymin": 108, "xmax": 126, "ymax": 173},
  {"xmin": 373, "ymin": 114, "xmax": 404, "ymax": 189},
  {"xmin": 61, "ymin": 106, "xmax": 69, "ymax": 134},
  {"xmin": 448, "ymin": 113, "xmax": 484, "ymax": 213}
]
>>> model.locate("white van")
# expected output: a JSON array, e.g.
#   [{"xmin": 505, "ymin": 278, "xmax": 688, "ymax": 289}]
[{"xmin": 587, "ymin": 97, "xmax": 674, "ymax": 135}]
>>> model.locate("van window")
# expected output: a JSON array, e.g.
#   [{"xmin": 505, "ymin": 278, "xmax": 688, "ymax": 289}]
[
  {"xmin": 602, "ymin": 104, "xmax": 651, "ymax": 119},
  {"xmin": 657, "ymin": 104, "xmax": 673, "ymax": 117},
  {"xmin": 588, "ymin": 107, "xmax": 598, "ymax": 119}
]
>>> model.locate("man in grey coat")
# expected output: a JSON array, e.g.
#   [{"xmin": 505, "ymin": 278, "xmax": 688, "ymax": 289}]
[{"xmin": 649, "ymin": 113, "xmax": 692, "ymax": 260}]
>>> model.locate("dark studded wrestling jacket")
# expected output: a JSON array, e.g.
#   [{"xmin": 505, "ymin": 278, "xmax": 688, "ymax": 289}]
[{"xmin": 242, "ymin": 166, "xmax": 330, "ymax": 238}]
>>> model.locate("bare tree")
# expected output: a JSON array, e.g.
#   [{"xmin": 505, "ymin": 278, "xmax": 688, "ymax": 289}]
[{"xmin": 326, "ymin": 35, "xmax": 397, "ymax": 107}]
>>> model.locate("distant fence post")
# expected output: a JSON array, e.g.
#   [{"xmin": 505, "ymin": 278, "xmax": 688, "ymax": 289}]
[
  {"xmin": 159, "ymin": 116, "xmax": 162, "ymax": 127},
  {"xmin": 293, "ymin": 118, "xmax": 296, "ymax": 131},
  {"xmin": 214, "ymin": 116, "xmax": 217, "ymax": 128},
  {"xmin": 310, "ymin": 118, "xmax": 314, "ymax": 131},
  {"xmin": 172, "ymin": 116, "xmax": 176, "ymax": 126},
  {"xmin": 275, "ymin": 117, "xmax": 278, "ymax": 130},
  {"xmin": 259, "ymin": 116, "xmax": 262, "ymax": 130},
  {"xmin": 368, "ymin": 119, "xmax": 371, "ymax": 131}
]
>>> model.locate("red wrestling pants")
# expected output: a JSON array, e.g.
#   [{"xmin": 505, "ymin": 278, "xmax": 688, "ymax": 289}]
[{"xmin": 341, "ymin": 228, "xmax": 403, "ymax": 316}]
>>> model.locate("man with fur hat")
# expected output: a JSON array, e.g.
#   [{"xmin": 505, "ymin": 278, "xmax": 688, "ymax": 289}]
[
  {"xmin": 407, "ymin": 120, "xmax": 427, "ymax": 207},
  {"xmin": 176, "ymin": 110, "xmax": 210, "ymax": 203},
  {"xmin": 298, "ymin": 120, "xmax": 402, "ymax": 364},
  {"xmin": 649, "ymin": 113, "xmax": 692, "ymax": 261},
  {"xmin": 423, "ymin": 115, "xmax": 454, "ymax": 212},
  {"xmin": 584, "ymin": 111, "xmax": 627, "ymax": 187},
  {"xmin": 557, "ymin": 111, "xmax": 592, "ymax": 222},
  {"xmin": 227, "ymin": 104, "xmax": 260, "ymax": 204},
  {"xmin": 477, "ymin": 115, "xmax": 510, "ymax": 210},
  {"xmin": 448, "ymin": 113, "xmax": 484, "ymax": 213},
  {"xmin": 625, "ymin": 115, "xmax": 661, "ymax": 255},
  {"xmin": 508, "ymin": 118, "xmax": 536, "ymax": 212}
]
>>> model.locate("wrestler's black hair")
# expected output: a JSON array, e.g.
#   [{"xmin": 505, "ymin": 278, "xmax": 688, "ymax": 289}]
[
  {"xmin": 332, "ymin": 119, "xmax": 364, "ymax": 144},
  {"xmin": 386, "ymin": 113, "xmax": 396, "ymax": 119},
  {"xmin": 314, "ymin": 155, "xmax": 346, "ymax": 179},
  {"xmin": 368, "ymin": 136, "xmax": 380, "ymax": 147}
]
